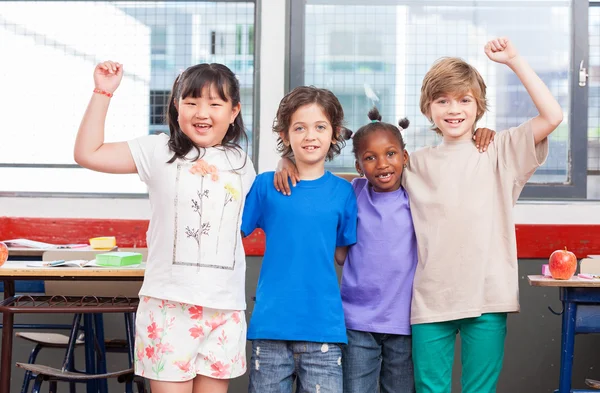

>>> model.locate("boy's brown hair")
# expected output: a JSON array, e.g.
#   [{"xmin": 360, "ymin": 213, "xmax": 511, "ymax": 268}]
[
  {"xmin": 420, "ymin": 57, "xmax": 488, "ymax": 135},
  {"xmin": 273, "ymin": 86, "xmax": 349, "ymax": 161}
]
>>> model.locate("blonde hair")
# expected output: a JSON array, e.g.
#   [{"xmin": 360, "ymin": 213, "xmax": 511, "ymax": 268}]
[{"xmin": 420, "ymin": 57, "xmax": 488, "ymax": 135}]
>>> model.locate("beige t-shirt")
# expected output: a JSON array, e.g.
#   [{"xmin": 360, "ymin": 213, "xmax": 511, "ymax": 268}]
[{"xmin": 403, "ymin": 121, "xmax": 548, "ymax": 324}]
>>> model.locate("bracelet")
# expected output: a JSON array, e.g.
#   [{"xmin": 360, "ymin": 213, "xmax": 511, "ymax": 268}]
[{"xmin": 93, "ymin": 88, "xmax": 113, "ymax": 98}]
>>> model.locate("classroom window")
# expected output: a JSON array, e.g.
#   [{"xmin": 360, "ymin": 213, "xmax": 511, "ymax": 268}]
[
  {"xmin": 291, "ymin": 0, "xmax": 594, "ymax": 199},
  {"xmin": 0, "ymin": 0, "xmax": 255, "ymax": 196}
]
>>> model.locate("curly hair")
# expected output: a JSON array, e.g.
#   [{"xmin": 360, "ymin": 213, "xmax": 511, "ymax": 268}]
[{"xmin": 272, "ymin": 86, "xmax": 351, "ymax": 161}]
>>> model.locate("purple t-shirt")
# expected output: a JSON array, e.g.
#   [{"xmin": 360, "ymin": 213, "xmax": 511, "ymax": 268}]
[{"xmin": 340, "ymin": 177, "xmax": 417, "ymax": 335}]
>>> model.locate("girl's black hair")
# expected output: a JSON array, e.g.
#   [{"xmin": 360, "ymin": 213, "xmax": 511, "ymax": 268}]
[
  {"xmin": 351, "ymin": 107, "xmax": 409, "ymax": 158},
  {"xmin": 166, "ymin": 63, "xmax": 247, "ymax": 164}
]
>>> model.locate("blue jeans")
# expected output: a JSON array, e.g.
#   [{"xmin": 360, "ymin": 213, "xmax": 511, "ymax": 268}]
[
  {"xmin": 343, "ymin": 329, "xmax": 415, "ymax": 393},
  {"xmin": 249, "ymin": 340, "xmax": 343, "ymax": 393}
]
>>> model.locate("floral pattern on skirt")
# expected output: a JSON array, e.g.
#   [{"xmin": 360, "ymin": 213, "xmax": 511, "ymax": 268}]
[{"xmin": 134, "ymin": 296, "xmax": 247, "ymax": 381}]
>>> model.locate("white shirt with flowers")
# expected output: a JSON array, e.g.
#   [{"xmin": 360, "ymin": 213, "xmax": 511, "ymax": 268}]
[{"xmin": 128, "ymin": 133, "xmax": 256, "ymax": 310}]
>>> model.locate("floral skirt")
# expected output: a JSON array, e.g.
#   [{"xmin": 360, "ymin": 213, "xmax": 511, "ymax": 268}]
[{"xmin": 134, "ymin": 296, "xmax": 247, "ymax": 381}]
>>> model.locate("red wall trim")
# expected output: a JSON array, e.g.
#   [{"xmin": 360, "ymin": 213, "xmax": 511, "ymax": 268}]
[
  {"xmin": 1, "ymin": 217, "xmax": 599, "ymax": 259},
  {"xmin": 515, "ymin": 224, "xmax": 600, "ymax": 259},
  {"xmin": 0, "ymin": 217, "xmax": 265, "ymax": 256}
]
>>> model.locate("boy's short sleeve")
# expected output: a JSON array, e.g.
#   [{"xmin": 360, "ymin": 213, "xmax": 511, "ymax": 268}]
[
  {"xmin": 127, "ymin": 134, "xmax": 167, "ymax": 184},
  {"xmin": 241, "ymin": 173, "xmax": 264, "ymax": 237},
  {"xmin": 336, "ymin": 187, "xmax": 358, "ymax": 247},
  {"xmin": 494, "ymin": 120, "xmax": 549, "ymax": 202}
]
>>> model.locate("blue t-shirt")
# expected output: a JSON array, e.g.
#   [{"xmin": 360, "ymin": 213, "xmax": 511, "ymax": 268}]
[{"xmin": 241, "ymin": 171, "xmax": 357, "ymax": 343}]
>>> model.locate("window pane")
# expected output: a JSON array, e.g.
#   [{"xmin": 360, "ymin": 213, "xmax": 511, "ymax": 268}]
[
  {"xmin": 0, "ymin": 1, "xmax": 254, "ymax": 194},
  {"xmin": 305, "ymin": 1, "xmax": 570, "ymax": 184}
]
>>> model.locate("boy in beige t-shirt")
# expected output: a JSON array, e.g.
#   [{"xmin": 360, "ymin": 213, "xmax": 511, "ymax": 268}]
[{"xmin": 403, "ymin": 38, "xmax": 563, "ymax": 393}]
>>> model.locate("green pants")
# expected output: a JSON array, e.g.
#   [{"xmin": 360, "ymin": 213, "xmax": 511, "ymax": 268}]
[{"xmin": 412, "ymin": 313, "xmax": 507, "ymax": 393}]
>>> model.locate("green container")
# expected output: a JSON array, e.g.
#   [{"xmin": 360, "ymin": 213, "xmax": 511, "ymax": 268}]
[{"xmin": 96, "ymin": 252, "xmax": 143, "ymax": 267}]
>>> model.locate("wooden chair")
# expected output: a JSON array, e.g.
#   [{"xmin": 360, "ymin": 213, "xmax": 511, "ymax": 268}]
[
  {"xmin": 16, "ymin": 309, "xmax": 146, "ymax": 393},
  {"xmin": 16, "ymin": 250, "xmax": 144, "ymax": 393}
]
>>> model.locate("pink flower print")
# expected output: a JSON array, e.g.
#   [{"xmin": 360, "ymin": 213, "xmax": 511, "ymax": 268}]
[
  {"xmin": 232, "ymin": 353, "xmax": 245, "ymax": 369},
  {"xmin": 145, "ymin": 346, "xmax": 159, "ymax": 362},
  {"xmin": 207, "ymin": 165, "xmax": 219, "ymax": 181},
  {"xmin": 147, "ymin": 322, "xmax": 162, "ymax": 341},
  {"xmin": 189, "ymin": 306, "xmax": 203, "ymax": 320},
  {"xmin": 205, "ymin": 313, "xmax": 227, "ymax": 331},
  {"xmin": 217, "ymin": 329, "xmax": 228, "ymax": 347},
  {"xmin": 143, "ymin": 296, "xmax": 150, "ymax": 303},
  {"xmin": 190, "ymin": 159, "xmax": 220, "ymax": 181},
  {"xmin": 174, "ymin": 360, "xmax": 192, "ymax": 373},
  {"xmin": 210, "ymin": 361, "xmax": 231, "ymax": 378},
  {"xmin": 156, "ymin": 342, "xmax": 175, "ymax": 354},
  {"xmin": 136, "ymin": 345, "xmax": 144, "ymax": 362},
  {"xmin": 232, "ymin": 312, "xmax": 241, "ymax": 324},
  {"xmin": 159, "ymin": 300, "xmax": 176, "ymax": 309},
  {"xmin": 204, "ymin": 352, "xmax": 217, "ymax": 364},
  {"xmin": 189, "ymin": 325, "xmax": 205, "ymax": 339},
  {"xmin": 166, "ymin": 317, "xmax": 175, "ymax": 331}
]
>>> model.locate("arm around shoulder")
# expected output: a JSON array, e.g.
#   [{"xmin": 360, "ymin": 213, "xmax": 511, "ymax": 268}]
[{"xmin": 335, "ymin": 246, "xmax": 348, "ymax": 266}]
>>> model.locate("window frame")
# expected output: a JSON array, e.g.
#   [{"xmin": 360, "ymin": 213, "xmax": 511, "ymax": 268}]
[{"xmin": 288, "ymin": 0, "xmax": 589, "ymax": 199}]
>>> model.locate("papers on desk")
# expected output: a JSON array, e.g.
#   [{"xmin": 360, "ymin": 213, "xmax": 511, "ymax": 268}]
[
  {"xmin": 26, "ymin": 259, "xmax": 141, "ymax": 268},
  {"xmin": 27, "ymin": 259, "xmax": 103, "ymax": 268},
  {"xmin": 2, "ymin": 239, "xmax": 88, "ymax": 249}
]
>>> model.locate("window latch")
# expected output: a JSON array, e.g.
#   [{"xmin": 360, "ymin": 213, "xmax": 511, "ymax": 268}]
[{"xmin": 579, "ymin": 60, "xmax": 588, "ymax": 87}]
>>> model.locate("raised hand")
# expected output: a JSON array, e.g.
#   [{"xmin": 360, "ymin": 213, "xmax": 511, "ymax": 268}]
[
  {"xmin": 484, "ymin": 37, "xmax": 519, "ymax": 65},
  {"xmin": 93, "ymin": 61, "xmax": 123, "ymax": 94}
]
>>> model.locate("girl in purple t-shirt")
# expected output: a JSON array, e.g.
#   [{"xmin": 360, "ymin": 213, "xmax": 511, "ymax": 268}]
[
  {"xmin": 337, "ymin": 107, "xmax": 417, "ymax": 393},
  {"xmin": 274, "ymin": 107, "xmax": 495, "ymax": 393}
]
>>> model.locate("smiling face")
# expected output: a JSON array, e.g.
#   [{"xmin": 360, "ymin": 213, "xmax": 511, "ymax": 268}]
[
  {"xmin": 427, "ymin": 91, "xmax": 478, "ymax": 142},
  {"xmin": 284, "ymin": 103, "xmax": 335, "ymax": 169},
  {"xmin": 355, "ymin": 129, "xmax": 408, "ymax": 193},
  {"xmin": 175, "ymin": 85, "xmax": 241, "ymax": 148}
]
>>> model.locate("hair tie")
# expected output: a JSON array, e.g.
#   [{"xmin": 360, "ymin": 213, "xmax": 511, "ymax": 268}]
[{"xmin": 371, "ymin": 119, "xmax": 379, "ymax": 123}]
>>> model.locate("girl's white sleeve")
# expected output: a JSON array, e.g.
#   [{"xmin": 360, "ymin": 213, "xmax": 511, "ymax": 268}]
[{"xmin": 127, "ymin": 134, "xmax": 168, "ymax": 185}]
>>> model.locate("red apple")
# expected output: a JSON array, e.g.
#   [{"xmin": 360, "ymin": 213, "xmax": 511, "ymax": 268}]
[
  {"xmin": 549, "ymin": 247, "xmax": 577, "ymax": 280},
  {"xmin": 0, "ymin": 242, "xmax": 7, "ymax": 267}
]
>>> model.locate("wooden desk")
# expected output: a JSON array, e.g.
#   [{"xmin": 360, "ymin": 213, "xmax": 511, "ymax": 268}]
[
  {"xmin": 7, "ymin": 246, "xmax": 118, "ymax": 258},
  {"xmin": 0, "ymin": 261, "xmax": 145, "ymax": 393},
  {"xmin": 4, "ymin": 246, "xmax": 118, "ymax": 293},
  {"xmin": 529, "ymin": 275, "xmax": 600, "ymax": 393}
]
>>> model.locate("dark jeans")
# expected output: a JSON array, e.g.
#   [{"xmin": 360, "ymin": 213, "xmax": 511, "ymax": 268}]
[{"xmin": 343, "ymin": 329, "xmax": 415, "ymax": 393}]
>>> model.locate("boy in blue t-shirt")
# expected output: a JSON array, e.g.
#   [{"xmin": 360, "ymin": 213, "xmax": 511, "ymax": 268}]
[{"xmin": 242, "ymin": 86, "xmax": 357, "ymax": 393}]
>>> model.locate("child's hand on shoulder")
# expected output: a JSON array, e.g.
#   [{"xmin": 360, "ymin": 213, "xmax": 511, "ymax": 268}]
[
  {"xmin": 473, "ymin": 127, "xmax": 496, "ymax": 153},
  {"xmin": 484, "ymin": 37, "xmax": 519, "ymax": 65},
  {"xmin": 94, "ymin": 61, "xmax": 123, "ymax": 95},
  {"xmin": 274, "ymin": 157, "xmax": 299, "ymax": 196}
]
